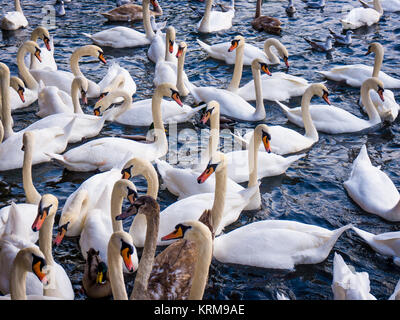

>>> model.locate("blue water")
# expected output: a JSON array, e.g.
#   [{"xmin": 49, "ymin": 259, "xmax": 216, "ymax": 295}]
[{"xmin": 0, "ymin": 0, "xmax": 399, "ymax": 300}]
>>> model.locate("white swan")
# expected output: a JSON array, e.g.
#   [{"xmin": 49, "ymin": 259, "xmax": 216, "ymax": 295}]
[
  {"xmin": 197, "ymin": 37, "xmax": 290, "ymax": 67},
  {"xmin": 0, "ymin": 0, "xmax": 28, "ymax": 31},
  {"xmin": 147, "ymin": 24, "xmax": 178, "ymax": 65},
  {"xmin": 213, "ymin": 220, "xmax": 352, "ymax": 270},
  {"xmin": 351, "ymin": 226, "xmax": 400, "ymax": 266},
  {"xmin": 226, "ymin": 36, "xmax": 309, "ymax": 102},
  {"xmin": 361, "ymin": 0, "xmax": 400, "ymax": 11},
  {"xmin": 331, "ymin": 252, "xmax": 377, "ymax": 300},
  {"xmin": 30, "ymin": 194, "xmax": 74, "ymax": 299},
  {"xmin": 83, "ymin": 0, "xmax": 155, "ymax": 49},
  {"xmin": 231, "ymin": 83, "xmax": 331, "ymax": 155},
  {"xmin": 344, "ymin": 145, "xmax": 400, "ymax": 222},
  {"xmin": 122, "ymin": 152, "xmax": 258, "ymax": 247},
  {"xmin": 198, "ymin": 0, "xmax": 235, "ymax": 33},
  {"xmin": 275, "ymin": 77, "xmax": 386, "ymax": 134},
  {"xmin": 318, "ymin": 42, "xmax": 400, "ymax": 89},
  {"xmin": 30, "ymin": 44, "xmax": 107, "ymax": 98},
  {"xmin": 79, "ymin": 179, "xmax": 139, "ymax": 272},
  {"xmin": 225, "ymin": 124, "xmax": 305, "ymax": 184},
  {"xmin": 95, "ymin": 87, "xmax": 202, "ymax": 127},
  {"xmin": 46, "ymin": 83, "xmax": 182, "ymax": 172},
  {"xmin": 0, "ymin": 247, "xmax": 60, "ymax": 300},
  {"xmin": 24, "ymin": 26, "xmax": 57, "ymax": 72},
  {"xmin": 340, "ymin": 0, "xmax": 383, "ymax": 29},
  {"xmin": 3, "ymin": 74, "xmax": 35, "ymax": 112}
]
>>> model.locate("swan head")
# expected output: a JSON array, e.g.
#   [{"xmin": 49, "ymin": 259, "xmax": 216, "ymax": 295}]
[
  {"xmin": 161, "ymin": 220, "xmax": 212, "ymax": 243},
  {"xmin": 94, "ymin": 89, "xmax": 132, "ymax": 115},
  {"xmin": 150, "ymin": 0, "xmax": 161, "ymax": 12},
  {"xmin": 254, "ymin": 124, "xmax": 272, "ymax": 153},
  {"xmin": 121, "ymin": 157, "xmax": 153, "ymax": 180},
  {"xmin": 22, "ymin": 131, "xmax": 34, "ymax": 153},
  {"xmin": 166, "ymin": 26, "xmax": 176, "ymax": 54},
  {"xmin": 200, "ymin": 100, "xmax": 220, "ymax": 124},
  {"xmin": 32, "ymin": 194, "xmax": 59, "ymax": 232},
  {"xmin": 74, "ymin": 45, "xmax": 107, "ymax": 65},
  {"xmin": 17, "ymin": 247, "xmax": 48, "ymax": 285},
  {"xmin": 10, "ymin": 76, "xmax": 26, "ymax": 103},
  {"xmin": 228, "ymin": 35, "xmax": 245, "ymax": 52},
  {"xmin": 365, "ymin": 42, "xmax": 383, "ymax": 56},
  {"xmin": 118, "ymin": 195, "xmax": 159, "ymax": 221},
  {"xmin": 31, "ymin": 26, "xmax": 51, "ymax": 51},
  {"xmin": 363, "ymin": 77, "xmax": 385, "ymax": 102},
  {"xmin": 21, "ymin": 41, "xmax": 42, "ymax": 63},
  {"xmin": 197, "ymin": 151, "xmax": 226, "ymax": 184},
  {"xmin": 113, "ymin": 179, "xmax": 138, "ymax": 206},
  {"xmin": 108, "ymin": 231, "xmax": 136, "ymax": 273},
  {"xmin": 252, "ymin": 58, "xmax": 272, "ymax": 76},
  {"xmin": 176, "ymin": 41, "xmax": 187, "ymax": 58},
  {"xmin": 264, "ymin": 38, "xmax": 290, "ymax": 67},
  {"xmin": 72, "ymin": 76, "xmax": 89, "ymax": 105},
  {"xmin": 306, "ymin": 83, "xmax": 331, "ymax": 105},
  {"xmin": 157, "ymin": 83, "xmax": 183, "ymax": 106}
]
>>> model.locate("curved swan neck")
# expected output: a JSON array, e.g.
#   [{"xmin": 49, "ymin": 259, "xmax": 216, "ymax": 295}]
[
  {"xmin": 264, "ymin": 40, "xmax": 280, "ymax": 65},
  {"xmin": 188, "ymin": 229, "xmax": 213, "ymax": 300},
  {"xmin": 143, "ymin": 0, "xmax": 155, "ymax": 39},
  {"xmin": 200, "ymin": 108, "xmax": 220, "ymax": 168},
  {"xmin": 107, "ymin": 90, "xmax": 133, "ymax": 119},
  {"xmin": 371, "ymin": 46, "xmax": 384, "ymax": 78},
  {"xmin": 130, "ymin": 211, "xmax": 159, "ymax": 300},
  {"xmin": 300, "ymin": 89, "xmax": 318, "ymax": 140},
  {"xmin": 199, "ymin": 0, "xmax": 214, "ymax": 31},
  {"xmin": 23, "ymin": 139, "xmax": 41, "ymax": 205},
  {"xmin": 228, "ymin": 42, "xmax": 244, "ymax": 92},
  {"xmin": 110, "ymin": 190, "xmax": 124, "ymax": 233},
  {"xmin": 10, "ymin": 255, "xmax": 28, "ymax": 300},
  {"xmin": 0, "ymin": 65, "xmax": 14, "ymax": 139},
  {"xmin": 17, "ymin": 43, "xmax": 38, "ymax": 89},
  {"xmin": 70, "ymin": 46, "xmax": 99, "ymax": 78},
  {"xmin": 0, "ymin": 121, "xmax": 4, "ymax": 144},
  {"xmin": 71, "ymin": 80, "xmax": 84, "ymax": 114},
  {"xmin": 164, "ymin": 28, "xmax": 175, "ymax": 62},
  {"xmin": 107, "ymin": 241, "xmax": 128, "ymax": 300},
  {"xmin": 210, "ymin": 161, "xmax": 227, "ymax": 232},
  {"xmin": 361, "ymin": 81, "xmax": 381, "ymax": 121},
  {"xmin": 144, "ymin": 171, "xmax": 159, "ymax": 199},
  {"xmin": 252, "ymin": 64, "xmax": 267, "ymax": 119}
]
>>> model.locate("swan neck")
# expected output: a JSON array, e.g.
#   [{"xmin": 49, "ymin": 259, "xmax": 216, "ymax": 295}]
[
  {"xmin": 0, "ymin": 121, "xmax": 4, "ymax": 144},
  {"xmin": 300, "ymin": 90, "xmax": 318, "ymax": 140},
  {"xmin": 107, "ymin": 241, "xmax": 128, "ymax": 300},
  {"xmin": 17, "ymin": 45, "xmax": 38, "ymax": 89},
  {"xmin": 372, "ymin": 47, "xmax": 383, "ymax": 78},
  {"xmin": 210, "ymin": 163, "xmax": 227, "ymax": 232},
  {"xmin": 39, "ymin": 213, "xmax": 56, "ymax": 266},
  {"xmin": 143, "ymin": 0, "xmax": 155, "ymax": 39},
  {"xmin": 177, "ymin": 50, "xmax": 189, "ymax": 96},
  {"xmin": 248, "ymin": 129, "xmax": 261, "ymax": 188},
  {"xmin": 253, "ymin": 65, "xmax": 266, "ymax": 119},
  {"xmin": 110, "ymin": 190, "xmax": 124, "ymax": 233},
  {"xmin": 152, "ymin": 89, "xmax": 168, "ymax": 155},
  {"xmin": 71, "ymin": 81, "xmax": 84, "ymax": 114},
  {"xmin": 228, "ymin": 43, "xmax": 244, "ymax": 92},
  {"xmin": 373, "ymin": 0, "xmax": 383, "ymax": 15},
  {"xmin": 264, "ymin": 41, "xmax": 280, "ymax": 64},
  {"xmin": 15, "ymin": 0, "xmax": 23, "ymax": 13},
  {"xmin": 23, "ymin": 143, "xmax": 41, "ymax": 205},
  {"xmin": 188, "ymin": 233, "xmax": 213, "ymax": 300},
  {"xmin": 130, "ymin": 212, "xmax": 159, "ymax": 300},
  {"xmin": 0, "ymin": 68, "xmax": 14, "ymax": 139},
  {"xmin": 110, "ymin": 92, "xmax": 133, "ymax": 119},
  {"xmin": 144, "ymin": 170, "xmax": 159, "ymax": 199},
  {"xmin": 200, "ymin": 0, "xmax": 214, "ymax": 30},
  {"xmin": 255, "ymin": 0, "xmax": 261, "ymax": 18},
  {"xmin": 200, "ymin": 111, "xmax": 220, "ymax": 168},
  {"xmin": 10, "ymin": 257, "xmax": 27, "ymax": 300},
  {"xmin": 361, "ymin": 83, "xmax": 381, "ymax": 121}
]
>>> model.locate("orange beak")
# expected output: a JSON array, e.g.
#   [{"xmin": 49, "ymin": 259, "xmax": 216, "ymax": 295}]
[
  {"xmin": 53, "ymin": 222, "xmax": 69, "ymax": 246},
  {"xmin": 261, "ymin": 64, "xmax": 272, "ymax": 76},
  {"xmin": 197, "ymin": 164, "xmax": 216, "ymax": 184},
  {"xmin": 169, "ymin": 40, "xmax": 174, "ymax": 54},
  {"xmin": 81, "ymin": 91, "xmax": 88, "ymax": 105},
  {"xmin": 122, "ymin": 171, "xmax": 131, "ymax": 180},
  {"xmin": 161, "ymin": 226, "xmax": 183, "ymax": 241},
  {"xmin": 94, "ymin": 107, "xmax": 101, "ymax": 116},
  {"xmin": 43, "ymin": 37, "xmax": 51, "ymax": 51},
  {"xmin": 378, "ymin": 88, "xmax": 385, "ymax": 102},
  {"xmin": 284, "ymin": 56, "xmax": 289, "ymax": 68},
  {"xmin": 121, "ymin": 247, "xmax": 134, "ymax": 272},
  {"xmin": 34, "ymin": 48, "xmax": 42, "ymax": 63},
  {"xmin": 176, "ymin": 47, "xmax": 183, "ymax": 58},
  {"xmin": 262, "ymin": 134, "xmax": 271, "ymax": 153},
  {"xmin": 171, "ymin": 91, "xmax": 183, "ymax": 107},
  {"xmin": 32, "ymin": 210, "xmax": 48, "ymax": 232},
  {"xmin": 18, "ymin": 88, "xmax": 25, "ymax": 103},
  {"xmin": 228, "ymin": 40, "xmax": 238, "ymax": 52},
  {"xmin": 32, "ymin": 257, "xmax": 47, "ymax": 284},
  {"xmin": 98, "ymin": 52, "xmax": 107, "ymax": 64},
  {"xmin": 322, "ymin": 92, "xmax": 331, "ymax": 105}
]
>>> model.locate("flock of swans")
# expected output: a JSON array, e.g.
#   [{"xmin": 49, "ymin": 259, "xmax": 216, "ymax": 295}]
[{"xmin": 0, "ymin": 0, "xmax": 399, "ymax": 300}]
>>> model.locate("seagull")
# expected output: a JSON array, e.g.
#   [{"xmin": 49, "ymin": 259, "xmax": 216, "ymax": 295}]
[
  {"xmin": 329, "ymin": 28, "xmax": 353, "ymax": 45},
  {"xmin": 304, "ymin": 35, "xmax": 334, "ymax": 52},
  {"xmin": 286, "ymin": 0, "xmax": 297, "ymax": 16}
]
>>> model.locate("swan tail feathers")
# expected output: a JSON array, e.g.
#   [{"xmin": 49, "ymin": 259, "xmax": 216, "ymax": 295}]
[
  {"xmin": 353, "ymin": 144, "xmax": 372, "ymax": 168},
  {"xmin": 229, "ymin": 131, "xmax": 249, "ymax": 149},
  {"xmin": 154, "ymin": 158, "xmax": 174, "ymax": 178},
  {"xmin": 351, "ymin": 226, "xmax": 374, "ymax": 243},
  {"xmin": 285, "ymin": 153, "xmax": 305, "ymax": 167},
  {"xmin": 196, "ymin": 39, "xmax": 211, "ymax": 54},
  {"xmin": 274, "ymin": 100, "xmax": 291, "ymax": 114},
  {"xmin": 82, "ymin": 32, "xmax": 92, "ymax": 39}
]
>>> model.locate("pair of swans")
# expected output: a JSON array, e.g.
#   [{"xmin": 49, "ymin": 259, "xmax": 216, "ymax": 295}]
[
  {"xmin": 344, "ymin": 144, "xmax": 400, "ymax": 222},
  {"xmin": 0, "ymin": 194, "xmax": 73, "ymax": 299},
  {"xmin": 47, "ymin": 83, "xmax": 183, "ymax": 172},
  {"xmin": 340, "ymin": 0, "xmax": 383, "ymax": 29},
  {"xmin": 0, "ymin": 0, "xmax": 28, "ymax": 30},
  {"xmin": 275, "ymin": 77, "xmax": 386, "ymax": 134},
  {"xmin": 232, "ymin": 83, "xmax": 331, "ymax": 155},
  {"xmin": 197, "ymin": 0, "xmax": 235, "ymax": 33},
  {"xmin": 319, "ymin": 42, "xmax": 399, "ymax": 122}
]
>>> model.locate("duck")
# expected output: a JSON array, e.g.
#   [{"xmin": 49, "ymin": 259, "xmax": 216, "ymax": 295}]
[
  {"xmin": 94, "ymin": 88, "xmax": 202, "ymax": 127},
  {"xmin": 344, "ymin": 145, "xmax": 400, "ymax": 222},
  {"xmin": 110, "ymin": 198, "xmax": 213, "ymax": 300},
  {"xmin": 79, "ymin": 179, "xmax": 139, "ymax": 272},
  {"xmin": 101, "ymin": 0, "xmax": 162, "ymax": 22},
  {"xmin": 275, "ymin": 77, "xmax": 386, "ymax": 134},
  {"xmin": 197, "ymin": 0, "xmax": 235, "ymax": 33},
  {"xmin": 46, "ymin": 83, "xmax": 182, "ymax": 172},
  {"xmin": 30, "ymin": 44, "xmax": 107, "ymax": 98},
  {"xmin": 304, "ymin": 35, "xmax": 334, "ymax": 52},
  {"xmin": 331, "ymin": 252, "xmax": 377, "ymax": 300},
  {"xmin": 230, "ymin": 83, "xmax": 331, "ymax": 155},
  {"xmin": 351, "ymin": 226, "xmax": 400, "ymax": 266},
  {"xmin": 328, "ymin": 28, "xmax": 353, "ymax": 46},
  {"xmin": 0, "ymin": 131, "xmax": 45, "ymax": 243},
  {"xmin": 197, "ymin": 37, "xmax": 290, "ymax": 67},
  {"xmin": 82, "ymin": 248, "xmax": 112, "ymax": 299},
  {"xmin": 359, "ymin": 0, "xmax": 400, "ymax": 12},
  {"xmin": 0, "ymin": 63, "xmax": 76, "ymax": 171},
  {"xmin": 224, "ymin": 124, "xmax": 305, "ymax": 184},
  {"xmin": 0, "ymin": 247, "xmax": 60, "ymax": 300},
  {"xmin": 0, "ymin": 0, "xmax": 28, "ymax": 31},
  {"xmin": 213, "ymin": 219, "xmax": 352, "ymax": 270},
  {"xmin": 83, "ymin": 0, "xmax": 156, "ymax": 49},
  {"xmin": 252, "ymin": 0, "xmax": 282, "ymax": 35},
  {"xmin": 120, "ymin": 152, "xmax": 258, "ymax": 247},
  {"xmin": 340, "ymin": 0, "xmax": 383, "ymax": 29},
  {"xmin": 224, "ymin": 36, "xmax": 309, "ymax": 102},
  {"xmin": 30, "ymin": 194, "xmax": 74, "ymax": 299},
  {"xmin": 24, "ymin": 26, "xmax": 57, "ymax": 72}
]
